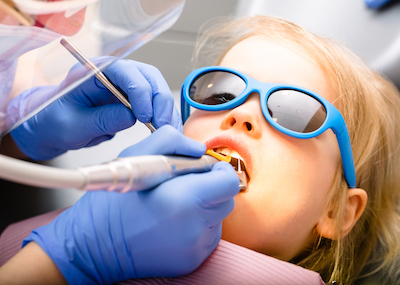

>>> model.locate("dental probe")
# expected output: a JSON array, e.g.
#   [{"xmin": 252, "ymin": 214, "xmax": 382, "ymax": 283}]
[{"xmin": 60, "ymin": 38, "xmax": 156, "ymax": 133}]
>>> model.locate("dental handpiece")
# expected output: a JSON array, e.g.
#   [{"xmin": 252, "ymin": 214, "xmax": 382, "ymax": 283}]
[
  {"xmin": 60, "ymin": 38, "xmax": 156, "ymax": 132},
  {"xmin": 0, "ymin": 154, "xmax": 247, "ymax": 192},
  {"xmin": 80, "ymin": 153, "xmax": 247, "ymax": 192},
  {"xmin": 80, "ymin": 155, "xmax": 219, "ymax": 192}
]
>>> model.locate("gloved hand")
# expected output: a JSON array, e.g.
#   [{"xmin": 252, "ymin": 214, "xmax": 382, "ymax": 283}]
[
  {"xmin": 10, "ymin": 57, "xmax": 182, "ymax": 160},
  {"xmin": 365, "ymin": 0, "xmax": 393, "ymax": 8},
  {"xmin": 23, "ymin": 126, "xmax": 240, "ymax": 285}
]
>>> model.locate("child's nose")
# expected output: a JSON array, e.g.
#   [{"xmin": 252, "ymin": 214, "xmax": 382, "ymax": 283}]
[{"xmin": 220, "ymin": 93, "xmax": 262, "ymax": 139}]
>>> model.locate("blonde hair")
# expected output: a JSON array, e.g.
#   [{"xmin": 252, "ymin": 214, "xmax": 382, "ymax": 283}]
[{"xmin": 192, "ymin": 15, "xmax": 400, "ymax": 284}]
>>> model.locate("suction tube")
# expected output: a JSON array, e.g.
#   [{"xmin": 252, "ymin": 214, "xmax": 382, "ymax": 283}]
[{"xmin": 0, "ymin": 154, "xmax": 218, "ymax": 192}]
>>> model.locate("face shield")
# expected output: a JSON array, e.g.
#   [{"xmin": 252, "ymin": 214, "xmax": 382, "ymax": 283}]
[{"xmin": 0, "ymin": 0, "xmax": 185, "ymax": 138}]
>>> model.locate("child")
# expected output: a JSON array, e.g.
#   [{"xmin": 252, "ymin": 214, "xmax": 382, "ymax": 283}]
[
  {"xmin": 180, "ymin": 15, "xmax": 400, "ymax": 284},
  {"xmin": 1, "ymin": 15, "xmax": 400, "ymax": 285}
]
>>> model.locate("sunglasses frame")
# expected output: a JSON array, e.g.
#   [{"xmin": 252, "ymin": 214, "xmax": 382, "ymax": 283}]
[{"xmin": 181, "ymin": 66, "xmax": 356, "ymax": 188}]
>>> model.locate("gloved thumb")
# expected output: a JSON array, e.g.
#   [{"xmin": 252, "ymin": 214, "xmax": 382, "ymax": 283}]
[
  {"xmin": 194, "ymin": 161, "xmax": 240, "ymax": 205},
  {"xmin": 119, "ymin": 125, "xmax": 206, "ymax": 158}
]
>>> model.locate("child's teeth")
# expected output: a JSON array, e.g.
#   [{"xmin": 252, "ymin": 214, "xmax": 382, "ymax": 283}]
[
  {"xmin": 229, "ymin": 151, "xmax": 242, "ymax": 160},
  {"xmin": 214, "ymin": 147, "xmax": 230, "ymax": 156},
  {"xmin": 214, "ymin": 148, "xmax": 243, "ymax": 160}
]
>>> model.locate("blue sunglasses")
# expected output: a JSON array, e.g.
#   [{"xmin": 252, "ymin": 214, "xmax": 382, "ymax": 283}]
[{"xmin": 181, "ymin": 66, "xmax": 356, "ymax": 188}]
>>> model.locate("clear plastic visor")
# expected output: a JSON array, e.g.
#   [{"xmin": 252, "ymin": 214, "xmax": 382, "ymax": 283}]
[{"xmin": 0, "ymin": 0, "xmax": 185, "ymax": 138}]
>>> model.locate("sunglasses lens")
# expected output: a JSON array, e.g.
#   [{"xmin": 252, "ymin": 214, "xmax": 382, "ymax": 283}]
[
  {"xmin": 189, "ymin": 71, "xmax": 246, "ymax": 105},
  {"xmin": 267, "ymin": 90, "xmax": 326, "ymax": 133}
]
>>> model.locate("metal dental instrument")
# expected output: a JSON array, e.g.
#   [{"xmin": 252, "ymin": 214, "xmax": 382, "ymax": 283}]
[
  {"xmin": 206, "ymin": 149, "xmax": 248, "ymax": 191},
  {"xmin": 60, "ymin": 38, "xmax": 156, "ymax": 133}
]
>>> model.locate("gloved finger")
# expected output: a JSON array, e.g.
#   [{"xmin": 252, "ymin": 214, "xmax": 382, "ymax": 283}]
[
  {"xmin": 59, "ymin": 57, "xmax": 123, "ymax": 106},
  {"xmin": 190, "ymin": 224, "xmax": 221, "ymax": 269},
  {"xmin": 162, "ymin": 165, "xmax": 237, "ymax": 226},
  {"xmin": 135, "ymin": 62, "xmax": 174, "ymax": 128},
  {"xmin": 171, "ymin": 106, "xmax": 183, "ymax": 132},
  {"xmin": 365, "ymin": 0, "xmax": 392, "ymax": 8},
  {"xmin": 204, "ymin": 223, "xmax": 222, "ymax": 250},
  {"xmin": 84, "ymin": 103, "xmax": 136, "ymax": 136},
  {"xmin": 102, "ymin": 60, "xmax": 160, "ymax": 124},
  {"xmin": 119, "ymin": 125, "xmax": 205, "ymax": 157},
  {"xmin": 202, "ymin": 199, "xmax": 235, "ymax": 228},
  {"xmin": 154, "ymin": 162, "xmax": 239, "ymax": 224},
  {"xmin": 60, "ymin": 76, "xmax": 122, "ymax": 108},
  {"xmin": 84, "ymin": 134, "xmax": 115, "ymax": 148},
  {"xmin": 152, "ymin": 90, "xmax": 174, "ymax": 128},
  {"xmin": 192, "ymin": 161, "xmax": 240, "ymax": 205}
]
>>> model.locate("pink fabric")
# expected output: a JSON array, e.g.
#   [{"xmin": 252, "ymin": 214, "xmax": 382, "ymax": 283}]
[
  {"xmin": 0, "ymin": 209, "xmax": 325, "ymax": 285},
  {"xmin": 0, "ymin": 208, "xmax": 66, "ymax": 265}
]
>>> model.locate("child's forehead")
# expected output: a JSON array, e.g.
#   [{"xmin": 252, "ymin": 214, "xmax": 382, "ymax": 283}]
[{"xmin": 219, "ymin": 36, "xmax": 335, "ymax": 104}]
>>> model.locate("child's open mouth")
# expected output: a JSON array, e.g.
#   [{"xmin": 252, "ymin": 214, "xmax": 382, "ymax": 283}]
[{"xmin": 206, "ymin": 148, "xmax": 249, "ymax": 191}]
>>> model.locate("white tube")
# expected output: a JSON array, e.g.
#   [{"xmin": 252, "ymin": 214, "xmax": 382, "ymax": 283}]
[
  {"xmin": 79, "ymin": 155, "xmax": 219, "ymax": 192},
  {"xmin": 0, "ymin": 154, "xmax": 219, "ymax": 192},
  {"xmin": 0, "ymin": 154, "xmax": 86, "ymax": 189}
]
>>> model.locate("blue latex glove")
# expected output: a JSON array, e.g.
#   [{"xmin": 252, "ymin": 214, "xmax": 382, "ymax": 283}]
[
  {"xmin": 10, "ymin": 57, "xmax": 182, "ymax": 160},
  {"xmin": 23, "ymin": 126, "xmax": 240, "ymax": 285},
  {"xmin": 365, "ymin": 0, "xmax": 393, "ymax": 8}
]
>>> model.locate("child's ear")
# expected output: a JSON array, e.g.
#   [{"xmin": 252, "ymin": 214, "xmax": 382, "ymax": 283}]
[{"xmin": 316, "ymin": 188, "xmax": 368, "ymax": 240}]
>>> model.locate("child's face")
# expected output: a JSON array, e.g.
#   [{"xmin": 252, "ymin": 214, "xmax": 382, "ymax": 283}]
[{"xmin": 183, "ymin": 36, "xmax": 341, "ymax": 261}]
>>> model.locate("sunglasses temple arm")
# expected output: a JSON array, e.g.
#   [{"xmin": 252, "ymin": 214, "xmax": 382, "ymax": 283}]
[
  {"xmin": 333, "ymin": 124, "xmax": 357, "ymax": 188},
  {"xmin": 181, "ymin": 91, "xmax": 191, "ymax": 123}
]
